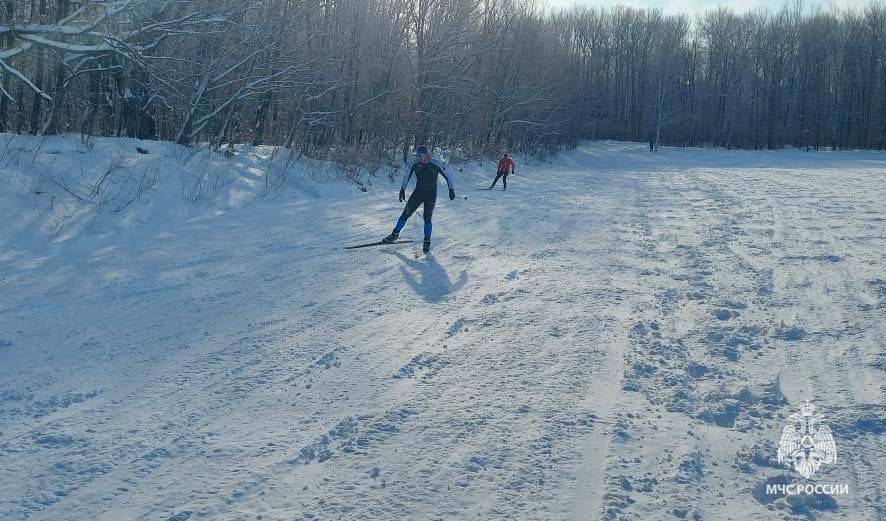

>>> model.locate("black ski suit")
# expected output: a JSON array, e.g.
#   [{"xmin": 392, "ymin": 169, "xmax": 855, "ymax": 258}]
[{"xmin": 394, "ymin": 157, "xmax": 455, "ymax": 239}]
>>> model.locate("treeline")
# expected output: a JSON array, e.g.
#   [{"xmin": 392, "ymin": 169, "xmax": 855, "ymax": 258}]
[{"xmin": 1, "ymin": 0, "xmax": 885, "ymax": 158}]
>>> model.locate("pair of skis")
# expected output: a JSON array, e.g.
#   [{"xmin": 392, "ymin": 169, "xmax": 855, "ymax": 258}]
[
  {"xmin": 344, "ymin": 239, "xmax": 412, "ymax": 250},
  {"xmin": 344, "ymin": 239, "xmax": 430, "ymax": 257},
  {"xmin": 346, "ymin": 186, "xmax": 478, "ymax": 251}
]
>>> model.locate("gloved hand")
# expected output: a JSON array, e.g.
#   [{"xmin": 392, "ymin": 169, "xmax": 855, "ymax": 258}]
[
  {"xmin": 399, "ymin": 189, "xmax": 406, "ymax": 202},
  {"xmin": 449, "ymin": 189, "xmax": 456, "ymax": 201}
]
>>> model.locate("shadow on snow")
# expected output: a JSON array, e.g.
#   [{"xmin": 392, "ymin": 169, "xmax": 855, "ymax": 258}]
[{"xmin": 390, "ymin": 251, "xmax": 467, "ymax": 303}]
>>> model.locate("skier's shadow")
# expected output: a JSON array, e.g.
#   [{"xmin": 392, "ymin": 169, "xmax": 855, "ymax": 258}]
[{"xmin": 390, "ymin": 251, "xmax": 467, "ymax": 303}]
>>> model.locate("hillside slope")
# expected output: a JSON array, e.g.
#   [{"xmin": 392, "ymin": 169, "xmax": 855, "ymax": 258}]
[{"xmin": 1, "ymin": 140, "xmax": 884, "ymax": 520}]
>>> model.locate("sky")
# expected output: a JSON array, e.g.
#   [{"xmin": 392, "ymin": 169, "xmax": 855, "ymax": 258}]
[{"xmin": 543, "ymin": 0, "xmax": 875, "ymax": 16}]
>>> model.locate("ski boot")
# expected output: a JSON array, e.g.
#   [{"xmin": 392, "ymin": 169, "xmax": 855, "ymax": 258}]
[
  {"xmin": 422, "ymin": 238, "xmax": 431, "ymax": 254},
  {"xmin": 382, "ymin": 232, "xmax": 399, "ymax": 244}
]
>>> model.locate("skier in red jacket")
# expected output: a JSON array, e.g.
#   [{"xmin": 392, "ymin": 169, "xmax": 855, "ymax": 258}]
[{"xmin": 488, "ymin": 153, "xmax": 515, "ymax": 190}]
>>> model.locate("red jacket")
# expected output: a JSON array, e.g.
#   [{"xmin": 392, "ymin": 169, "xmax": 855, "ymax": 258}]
[{"xmin": 497, "ymin": 157, "xmax": 515, "ymax": 173}]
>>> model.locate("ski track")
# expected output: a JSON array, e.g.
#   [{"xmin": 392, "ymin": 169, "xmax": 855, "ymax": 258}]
[{"xmin": 1, "ymin": 143, "xmax": 884, "ymax": 520}]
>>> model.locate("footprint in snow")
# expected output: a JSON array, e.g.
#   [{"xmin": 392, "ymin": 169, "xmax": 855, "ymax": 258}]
[
  {"xmin": 393, "ymin": 352, "xmax": 443, "ymax": 379},
  {"xmin": 481, "ymin": 293, "xmax": 500, "ymax": 305},
  {"xmin": 781, "ymin": 326, "xmax": 807, "ymax": 341},
  {"xmin": 714, "ymin": 309, "xmax": 739, "ymax": 320},
  {"xmin": 313, "ymin": 351, "xmax": 340, "ymax": 370},
  {"xmin": 529, "ymin": 249, "xmax": 557, "ymax": 259},
  {"xmin": 447, "ymin": 318, "xmax": 468, "ymax": 336},
  {"xmin": 34, "ymin": 433, "xmax": 78, "ymax": 448}
]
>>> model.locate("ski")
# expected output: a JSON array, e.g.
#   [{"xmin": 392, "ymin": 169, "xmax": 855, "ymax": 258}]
[{"xmin": 344, "ymin": 240, "xmax": 413, "ymax": 250}]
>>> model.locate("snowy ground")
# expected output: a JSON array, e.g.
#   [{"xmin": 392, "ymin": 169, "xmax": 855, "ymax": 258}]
[{"xmin": 1, "ymin": 139, "xmax": 884, "ymax": 521}]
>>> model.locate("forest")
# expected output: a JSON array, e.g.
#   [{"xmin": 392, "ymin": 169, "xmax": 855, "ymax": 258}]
[{"xmin": 1, "ymin": 0, "xmax": 885, "ymax": 158}]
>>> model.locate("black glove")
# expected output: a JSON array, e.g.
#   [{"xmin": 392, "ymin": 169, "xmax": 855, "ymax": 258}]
[
  {"xmin": 449, "ymin": 189, "xmax": 456, "ymax": 201},
  {"xmin": 399, "ymin": 189, "xmax": 406, "ymax": 202}
]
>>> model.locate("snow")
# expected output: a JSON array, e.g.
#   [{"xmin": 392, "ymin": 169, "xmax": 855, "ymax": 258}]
[{"xmin": 1, "ymin": 136, "xmax": 885, "ymax": 520}]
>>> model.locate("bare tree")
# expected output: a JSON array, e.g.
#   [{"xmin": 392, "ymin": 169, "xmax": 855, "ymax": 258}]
[{"xmin": 0, "ymin": 0, "xmax": 884, "ymax": 157}]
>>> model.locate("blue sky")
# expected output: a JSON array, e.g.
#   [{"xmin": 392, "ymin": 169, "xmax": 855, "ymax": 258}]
[{"xmin": 543, "ymin": 0, "xmax": 871, "ymax": 15}]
